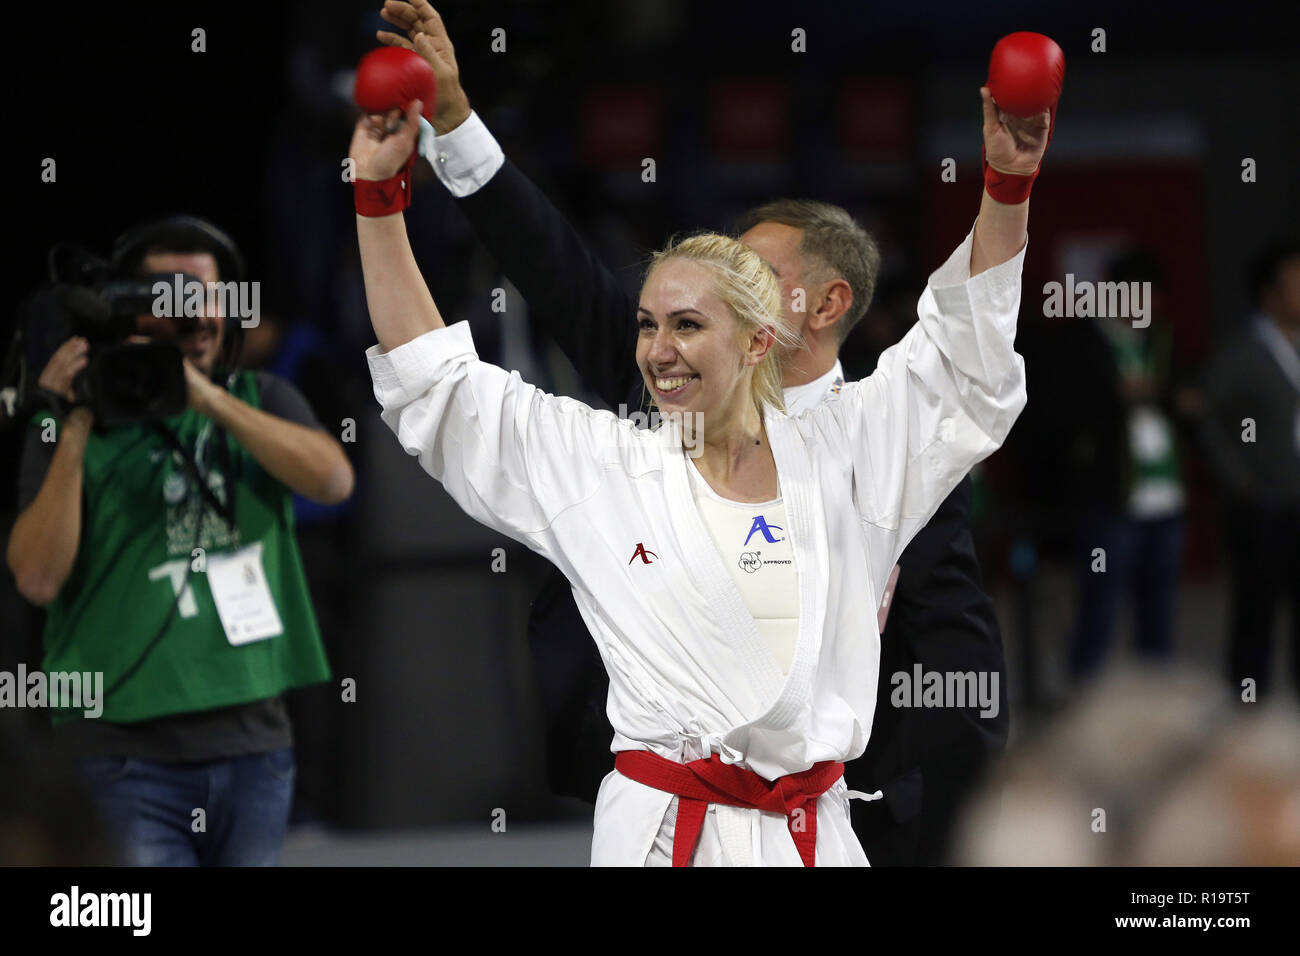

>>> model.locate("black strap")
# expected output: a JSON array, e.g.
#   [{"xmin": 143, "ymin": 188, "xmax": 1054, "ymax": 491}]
[
  {"xmin": 151, "ymin": 421, "xmax": 237, "ymax": 529},
  {"xmin": 32, "ymin": 386, "xmax": 75, "ymax": 420}
]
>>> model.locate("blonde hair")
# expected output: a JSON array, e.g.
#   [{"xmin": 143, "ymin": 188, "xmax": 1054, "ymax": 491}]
[{"xmin": 646, "ymin": 233, "xmax": 799, "ymax": 413}]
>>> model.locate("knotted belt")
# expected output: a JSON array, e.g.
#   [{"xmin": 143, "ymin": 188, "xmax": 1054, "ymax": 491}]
[{"xmin": 615, "ymin": 750, "xmax": 845, "ymax": 867}]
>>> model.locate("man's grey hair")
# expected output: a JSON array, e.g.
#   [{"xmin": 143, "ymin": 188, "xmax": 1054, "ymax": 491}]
[{"xmin": 736, "ymin": 199, "xmax": 882, "ymax": 343}]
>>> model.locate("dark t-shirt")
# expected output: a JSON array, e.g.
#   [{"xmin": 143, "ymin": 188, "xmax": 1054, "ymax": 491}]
[{"xmin": 17, "ymin": 370, "xmax": 325, "ymax": 762}]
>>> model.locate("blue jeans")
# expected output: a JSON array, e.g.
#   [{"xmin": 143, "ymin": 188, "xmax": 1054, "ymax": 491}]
[
  {"xmin": 80, "ymin": 748, "xmax": 295, "ymax": 866},
  {"xmin": 1068, "ymin": 511, "xmax": 1186, "ymax": 679}
]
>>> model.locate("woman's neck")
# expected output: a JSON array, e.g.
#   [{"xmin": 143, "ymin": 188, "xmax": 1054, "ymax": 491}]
[{"xmin": 686, "ymin": 398, "xmax": 777, "ymax": 501}]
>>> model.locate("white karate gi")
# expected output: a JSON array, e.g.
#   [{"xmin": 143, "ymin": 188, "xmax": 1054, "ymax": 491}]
[{"xmin": 366, "ymin": 224, "xmax": 1027, "ymax": 866}]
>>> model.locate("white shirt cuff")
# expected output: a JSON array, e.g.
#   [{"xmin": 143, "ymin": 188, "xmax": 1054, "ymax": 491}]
[{"xmin": 417, "ymin": 111, "xmax": 506, "ymax": 198}]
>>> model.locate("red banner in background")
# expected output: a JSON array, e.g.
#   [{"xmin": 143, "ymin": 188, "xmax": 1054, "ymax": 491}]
[
  {"xmin": 925, "ymin": 163, "xmax": 1209, "ymax": 360},
  {"xmin": 580, "ymin": 87, "xmax": 664, "ymax": 167},
  {"xmin": 926, "ymin": 162, "xmax": 1216, "ymax": 574},
  {"xmin": 837, "ymin": 78, "xmax": 912, "ymax": 159},
  {"xmin": 707, "ymin": 80, "xmax": 792, "ymax": 158}
]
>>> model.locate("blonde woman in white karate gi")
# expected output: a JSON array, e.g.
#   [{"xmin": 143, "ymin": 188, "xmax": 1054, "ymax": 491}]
[{"xmin": 348, "ymin": 82, "xmax": 1050, "ymax": 866}]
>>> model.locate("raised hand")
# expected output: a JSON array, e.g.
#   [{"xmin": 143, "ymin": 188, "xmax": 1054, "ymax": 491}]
[
  {"xmin": 377, "ymin": 0, "xmax": 471, "ymax": 134},
  {"xmin": 182, "ymin": 356, "xmax": 221, "ymax": 414},
  {"xmin": 38, "ymin": 337, "xmax": 89, "ymax": 403},
  {"xmin": 981, "ymin": 86, "xmax": 1050, "ymax": 176},
  {"xmin": 349, "ymin": 99, "xmax": 423, "ymax": 182}
]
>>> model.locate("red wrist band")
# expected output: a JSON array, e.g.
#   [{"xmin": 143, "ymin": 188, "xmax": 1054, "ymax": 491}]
[
  {"xmin": 982, "ymin": 144, "xmax": 1039, "ymax": 204},
  {"xmin": 981, "ymin": 104, "xmax": 1056, "ymax": 205},
  {"xmin": 354, "ymin": 149, "xmax": 417, "ymax": 217}
]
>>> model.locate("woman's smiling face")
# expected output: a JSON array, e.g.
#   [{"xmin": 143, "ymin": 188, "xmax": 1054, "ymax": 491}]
[{"xmin": 637, "ymin": 258, "xmax": 757, "ymax": 421}]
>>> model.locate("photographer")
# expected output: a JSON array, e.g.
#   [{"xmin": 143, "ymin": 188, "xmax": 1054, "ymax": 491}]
[{"xmin": 5, "ymin": 217, "xmax": 354, "ymax": 866}]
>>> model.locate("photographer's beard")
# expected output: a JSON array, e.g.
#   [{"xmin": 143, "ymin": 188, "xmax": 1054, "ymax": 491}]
[
  {"xmin": 134, "ymin": 311, "xmax": 225, "ymax": 377},
  {"xmin": 178, "ymin": 315, "xmax": 224, "ymax": 375},
  {"xmin": 138, "ymin": 250, "xmax": 225, "ymax": 377}
]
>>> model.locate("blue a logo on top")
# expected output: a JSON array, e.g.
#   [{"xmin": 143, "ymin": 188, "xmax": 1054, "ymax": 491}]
[{"xmin": 744, "ymin": 515, "xmax": 784, "ymax": 546}]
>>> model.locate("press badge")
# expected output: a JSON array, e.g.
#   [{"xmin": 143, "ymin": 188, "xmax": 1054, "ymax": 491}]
[{"xmin": 207, "ymin": 542, "xmax": 284, "ymax": 646}]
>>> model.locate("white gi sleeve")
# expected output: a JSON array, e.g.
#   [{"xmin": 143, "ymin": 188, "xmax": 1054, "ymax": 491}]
[
  {"xmin": 808, "ymin": 221, "xmax": 1027, "ymax": 572},
  {"xmin": 417, "ymin": 111, "xmax": 505, "ymax": 198},
  {"xmin": 365, "ymin": 321, "xmax": 611, "ymax": 557}
]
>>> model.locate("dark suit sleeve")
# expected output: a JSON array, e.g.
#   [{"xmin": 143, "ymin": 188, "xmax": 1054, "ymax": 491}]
[
  {"xmin": 1200, "ymin": 344, "xmax": 1255, "ymax": 502},
  {"xmin": 850, "ymin": 476, "xmax": 1009, "ymax": 865},
  {"xmin": 891, "ymin": 477, "xmax": 1009, "ymax": 760},
  {"xmin": 455, "ymin": 160, "xmax": 642, "ymax": 408}
]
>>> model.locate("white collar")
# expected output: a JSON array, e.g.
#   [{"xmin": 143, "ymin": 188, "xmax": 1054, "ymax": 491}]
[
  {"xmin": 1261, "ymin": 314, "xmax": 1300, "ymax": 348},
  {"xmin": 781, "ymin": 360, "xmax": 846, "ymax": 416},
  {"xmin": 1254, "ymin": 314, "xmax": 1300, "ymax": 392}
]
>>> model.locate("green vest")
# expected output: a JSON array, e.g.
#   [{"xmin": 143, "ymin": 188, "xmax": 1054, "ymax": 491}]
[
  {"xmin": 38, "ymin": 371, "xmax": 331, "ymax": 724},
  {"xmin": 1103, "ymin": 324, "xmax": 1183, "ymax": 492}
]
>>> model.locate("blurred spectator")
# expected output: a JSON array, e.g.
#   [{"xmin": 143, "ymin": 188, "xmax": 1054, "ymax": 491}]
[
  {"xmin": 1201, "ymin": 239, "xmax": 1300, "ymax": 698},
  {"xmin": 0, "ymin": 311, "xmax": 46, "ymax": 706},
  {"xmin": 953, "ymin": 667, "xmax": 1300, "ymax": 865},
  {"xmin": 1060, "ymin": 251, "xmax": 1190, "ymax": 680}
]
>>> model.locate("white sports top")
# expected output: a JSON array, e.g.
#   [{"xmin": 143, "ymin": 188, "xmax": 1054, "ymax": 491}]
[{"xmin": 686, "ymin": 456, "xmax": 800, "ymax": 673}]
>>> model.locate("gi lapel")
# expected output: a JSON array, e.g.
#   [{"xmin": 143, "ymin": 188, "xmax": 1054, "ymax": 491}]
[
  {"xmin": 659, "ymin": 420, "xmax": 786, "ymax": 713},
  {"xmin": 757, "ymin": 407, "xmax": 829, "ymax": 731},
  {"xmin": 657, "ymin": 411, "xmax": 829, "ymax": 730}
]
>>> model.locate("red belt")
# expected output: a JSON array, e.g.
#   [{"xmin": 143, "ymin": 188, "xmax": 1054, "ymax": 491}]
[{"xmin": 615, "ymin": 750, "xmax": 844, "ymax": 866}]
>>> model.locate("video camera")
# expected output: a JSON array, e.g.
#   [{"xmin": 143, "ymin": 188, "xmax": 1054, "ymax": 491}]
[{"xmin": 6, "ymin": 216, "xmax": 245, "ymax": 428}]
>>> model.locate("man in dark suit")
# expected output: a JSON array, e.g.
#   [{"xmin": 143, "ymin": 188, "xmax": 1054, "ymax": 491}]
[
  {"xmin": 378, "ymin": 0, "xmax": 1009, "ymax": 864},
  {"xmin": 1202, "ymin": 239, "xmax": 1300, "ymax": 698}
]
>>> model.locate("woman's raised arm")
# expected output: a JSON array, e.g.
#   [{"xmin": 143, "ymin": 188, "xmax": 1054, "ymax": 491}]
[
  {"xmin": 350, "ymin": 99, "xmax": 446, "ymax": 352},
  {"xmin": 970, "ymin": 86, "xmax": 1045, "ymax": 276}
]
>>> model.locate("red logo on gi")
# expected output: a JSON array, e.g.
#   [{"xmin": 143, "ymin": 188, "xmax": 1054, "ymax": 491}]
[{"xmin": 628, "ymin": 542, "xmax": 658, "ymax": 565}]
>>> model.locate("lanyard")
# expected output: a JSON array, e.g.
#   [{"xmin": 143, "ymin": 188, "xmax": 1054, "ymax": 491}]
[{"xmin": 152, "ymin": 415, "xmax": 237, "ymax": 528}]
